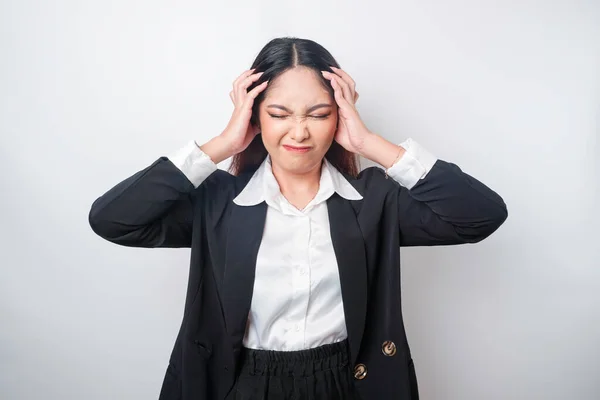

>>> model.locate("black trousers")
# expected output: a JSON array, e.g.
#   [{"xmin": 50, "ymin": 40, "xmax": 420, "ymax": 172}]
[{"xmin": 227, "ymin": 340, "xmax": 362, "ymax": 400}]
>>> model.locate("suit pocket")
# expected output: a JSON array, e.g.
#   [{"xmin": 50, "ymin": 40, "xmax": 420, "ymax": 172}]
[{"xmin": 194, "ymin": 340, "xmax": 213, "ymax": 359}]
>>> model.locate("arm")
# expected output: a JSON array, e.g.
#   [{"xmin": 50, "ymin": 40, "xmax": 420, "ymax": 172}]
[
  {"xmin": 89, "ymin": 69, "xmax": 269, "ymax": 248},
  {"xmin": 88, "ymin": 141, "xmax": 218, "ymax": 248},
  {"xmin": 320, "ymin": 67, "xmax": 507, "ymax": 246},
  {"xmin": 362, "ymin": 134, "xmax": 508, "ymax": 246}
]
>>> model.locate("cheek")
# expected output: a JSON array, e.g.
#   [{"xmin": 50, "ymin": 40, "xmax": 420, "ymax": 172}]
[
  {"xmin": 258, "ymin": 117, "xmax": 287, "ymax": 147},
  {"xmin": 310, "ymin": 117, "xmax": 338, "ymax": 144},
  {"xmin": 320, "ymin": 117, "xmax": 338, "ymax": 135}
]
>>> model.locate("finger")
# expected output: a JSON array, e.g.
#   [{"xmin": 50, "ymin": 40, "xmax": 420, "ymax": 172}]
[
  {"xmin": 237, "ymin": 72, "xmax": 264, "ymax": 101},
  {"xmin": 330, "ymin": 77, "xmax": 351, "ymax": 109},
  {"xmin": 232, "ymin": 69, "xmax": 257, "ymax": 102},
  {"xmin": 354, "ymin": 91, "xmax": 359, "ymax": 102},
  {"xmin": 243, "ymin": 80, "xmax": 269, "ymax": 108},
  {"xmin": 247, "ymin": 80, "xmax": 268, "ymax": 98},
  {"xmin": 322, "ymin": 71, "xmax": 352, "ymax": 104},
  {"xmin": 230, "ymin": 90, "xmax": 235, "ymax": 104},
  {"xmin": 322, "ymin": 71, "xmax": 341, "ymax": 102},
  {"xmin": 330, "ymin": 66, "xmax": 356, "ymax": 90},
  {"xmin": 240, "ymin": 72, "xmax": 264, "ymax": 91},
  {"xmin": 233, "ymin": 69, "xmax": 256, "ymax": 86},
  {"xmin": 331, "ymin": 74, "xmax": 353, "ymax": 105},
  {"xmin": 330, "ymin": 66, "xmax": 356, "ymax": 100}
]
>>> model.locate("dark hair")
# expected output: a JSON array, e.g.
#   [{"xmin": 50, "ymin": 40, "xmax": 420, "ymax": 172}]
[{"xmin": 228, "ymin": 37, "xmax": 359, "ymax": 177}]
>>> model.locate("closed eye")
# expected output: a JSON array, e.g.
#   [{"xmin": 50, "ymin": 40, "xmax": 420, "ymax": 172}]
[{"xmin": 268, "ymin": 114, "xmax": 331, "ymax": 119}]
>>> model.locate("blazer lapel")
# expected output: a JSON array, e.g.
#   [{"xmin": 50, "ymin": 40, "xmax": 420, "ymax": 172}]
[
  {"xmin": 327, "ymin": 193, "xmax": 368, "ymax": 367},
  {"xmin": 221, "ymin": 201, "xmax": 268, "ymax": 358}
]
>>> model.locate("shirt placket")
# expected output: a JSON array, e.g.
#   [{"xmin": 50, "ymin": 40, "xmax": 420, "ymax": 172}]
[{"xmin": 287, "ymin": 211, "xmax": 312, "ymax": 348}]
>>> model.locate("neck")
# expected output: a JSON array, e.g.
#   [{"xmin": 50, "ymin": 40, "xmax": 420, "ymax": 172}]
[{"xmin": 270, "ymin": 159, "xmax": 323, "ymax": 209}]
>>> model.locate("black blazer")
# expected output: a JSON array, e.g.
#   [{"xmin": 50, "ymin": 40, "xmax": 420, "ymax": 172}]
[{"xmin": 89, "ymin": 155, "xmax": 507, "ymax": 400}]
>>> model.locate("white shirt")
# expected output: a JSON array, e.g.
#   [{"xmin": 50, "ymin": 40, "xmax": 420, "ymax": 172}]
[{"xmin": 168, "ymin": 138, "xmax": 437, "ymax": 351}]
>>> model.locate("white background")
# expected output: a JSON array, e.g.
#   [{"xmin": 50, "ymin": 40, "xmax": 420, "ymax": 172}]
[{"xmin": 1, "ymin": 1, "xmax": 598, "ymax": 399}]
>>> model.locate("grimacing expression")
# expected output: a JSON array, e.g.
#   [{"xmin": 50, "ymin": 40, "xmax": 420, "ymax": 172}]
[{"xmin": 258, "ymin": 67, "xmax": 338, "ymax": 175}]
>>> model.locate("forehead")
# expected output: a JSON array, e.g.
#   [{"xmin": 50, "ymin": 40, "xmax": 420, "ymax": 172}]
[{"xmin": 264, "ymin": 67, "xmax": 331, "ymax": 105}]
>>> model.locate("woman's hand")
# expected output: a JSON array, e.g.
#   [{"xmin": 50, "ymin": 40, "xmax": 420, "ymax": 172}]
[
  {"xmin": 201, "ymin": 70, "xmax": 268, "ymax": 164},
  {"xmin": 221, "ymin": 69, "xmax": 269, "ymax": 154},
  {"xmin": 321, "ymin": 67, "xmax": 372, "ymax": 155}
]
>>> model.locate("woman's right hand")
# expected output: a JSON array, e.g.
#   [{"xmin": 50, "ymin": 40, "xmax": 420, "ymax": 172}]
[
  {"xmin": 200, "ymin": 70, "xmax": 268, "ymax": 164},
  {"xmin": 221, "ymin": 69, "xmax": 268, "ymax": 151}
]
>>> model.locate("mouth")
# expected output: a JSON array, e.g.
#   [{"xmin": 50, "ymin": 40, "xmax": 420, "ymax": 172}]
[{"xmin": 283, "ymin": 145, "xmax": 312, "ymax": 153}]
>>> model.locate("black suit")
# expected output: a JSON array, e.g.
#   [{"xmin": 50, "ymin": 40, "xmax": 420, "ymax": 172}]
[{"xmin": 89, "ymin": 156, "xmax": 507, "ymax": 399}]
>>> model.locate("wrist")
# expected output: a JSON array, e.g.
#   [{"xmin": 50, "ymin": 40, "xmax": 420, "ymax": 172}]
[
  {"xmin": 353, "ymin": 131, "xmax": 375, "ymax": 159},
  {"xmin": 360, "ymin": 132, "xmax": 405, "ymax": 169},
  {"xmin": 199, "ymin": 135, "xmax": 234, "ymax": 164},
  {"xmin": 357, "ymin": 131, "xmax": 377, "ymax": 158}
]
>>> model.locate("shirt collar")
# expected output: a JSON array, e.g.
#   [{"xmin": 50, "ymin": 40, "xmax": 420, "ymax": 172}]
[{"xmin": 233, "ymin": 155, "xmax": 363, "ymax": 211}]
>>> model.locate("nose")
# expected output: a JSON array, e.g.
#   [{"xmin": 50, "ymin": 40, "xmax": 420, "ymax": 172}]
[{"xmin": 289, "ymin": 117, "xmax": 310, "ymax": 142}]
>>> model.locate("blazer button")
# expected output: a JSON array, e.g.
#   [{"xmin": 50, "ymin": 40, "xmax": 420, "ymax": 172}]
[
  {"xmin": 382, "ymin": 340, "xmax": 397, "ymax": 356},
  {"xmin": 353, "ymin": 363, "xmax": 367, "ymax": 380}
]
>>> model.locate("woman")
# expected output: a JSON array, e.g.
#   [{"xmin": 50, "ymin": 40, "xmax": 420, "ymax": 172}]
[{"xmin": 89, "ymin": 37, "xmax": 508, "ymax": 400}]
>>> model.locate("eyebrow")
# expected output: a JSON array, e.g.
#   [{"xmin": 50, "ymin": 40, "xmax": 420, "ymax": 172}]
[{"xmin": 266, "ymin": 103, "xmax": 333, "ymax": 113}]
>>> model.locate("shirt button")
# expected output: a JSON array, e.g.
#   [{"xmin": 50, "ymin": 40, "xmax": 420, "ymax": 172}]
[
  {"xmin": 295, "ymin": 325, "xmax": 300, "ymax": 332},
  {"xmin": 300, "ymin": 268, "xmax": 307, "ymax": 275}
]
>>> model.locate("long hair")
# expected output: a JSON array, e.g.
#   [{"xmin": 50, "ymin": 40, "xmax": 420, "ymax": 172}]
[{"xmin": 228, "ymin": 37, "xmax": 359, "ymax": 177}]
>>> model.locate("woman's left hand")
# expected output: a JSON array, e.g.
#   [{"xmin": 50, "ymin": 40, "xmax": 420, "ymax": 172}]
[{"xmin": 322, "ymin": 67, "xmax": 372, "ymax": 155}]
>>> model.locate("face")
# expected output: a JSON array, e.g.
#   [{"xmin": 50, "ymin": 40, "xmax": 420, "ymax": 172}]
[{"xmin": 258, "ymin": 66, "xmax": 338, "ymax": 175}]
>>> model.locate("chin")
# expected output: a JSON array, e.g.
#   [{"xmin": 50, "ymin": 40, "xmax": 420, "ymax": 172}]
[{"xmin": 273, "ymin": 152, "xmax": 323, "ymax": 174}]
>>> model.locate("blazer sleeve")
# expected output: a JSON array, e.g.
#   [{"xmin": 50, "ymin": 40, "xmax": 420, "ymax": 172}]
[
  {"xmin": 88, "ymin": 142, "xmax": 219, "ymax": 248},
  {"xmin": 386, "ymin": 140, "xmax": 508, "ymax": 247}
]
